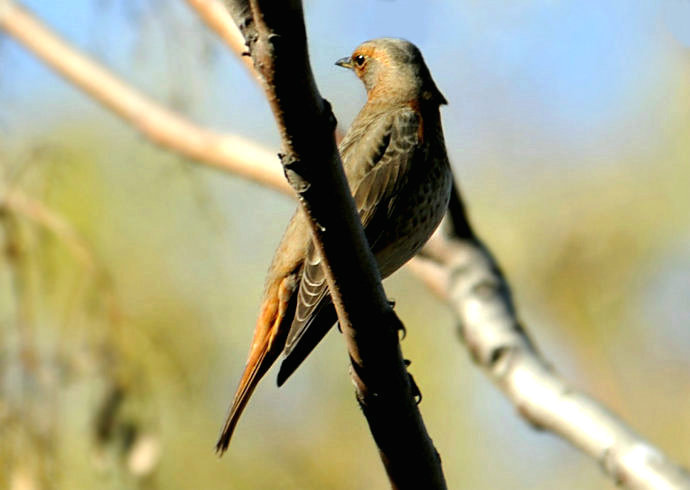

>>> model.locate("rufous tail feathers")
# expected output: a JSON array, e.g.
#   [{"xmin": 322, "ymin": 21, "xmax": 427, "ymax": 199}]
[{"xmin": 216, "ymin": 276, "xmax": 296, "ymax": 454}]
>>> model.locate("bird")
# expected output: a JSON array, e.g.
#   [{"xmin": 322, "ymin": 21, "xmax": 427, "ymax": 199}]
[{"xmin": 216, "ymin": 38, "xmax": 452, "ymax": 454}]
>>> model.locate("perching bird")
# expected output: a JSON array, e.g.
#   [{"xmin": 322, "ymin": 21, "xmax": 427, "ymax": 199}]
[{"xmin": 216, "ymin": 38, "xmax": 452, "ymax": 454}]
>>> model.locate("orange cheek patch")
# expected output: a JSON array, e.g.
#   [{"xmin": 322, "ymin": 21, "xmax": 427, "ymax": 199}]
[{"xmin": 355, "ymin": 45, "xmax": 392, "ymax": 68}]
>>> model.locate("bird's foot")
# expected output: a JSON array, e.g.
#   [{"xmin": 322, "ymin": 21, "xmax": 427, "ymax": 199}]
[
  {"xmin": 387, "ymin": 299, "xmax": 407, "ymax": 339},
  {"xmin": 404, "ymin": 359, "xmax": 422, "ymax": 404}
]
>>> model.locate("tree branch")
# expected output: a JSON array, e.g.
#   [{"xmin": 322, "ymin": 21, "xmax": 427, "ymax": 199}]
[
  {"xmin": 410, "ymin": 186, "xmax": 690, "ymax": 490},
  {"xmin": 184, "ymin": 0, "xmax": 256, "ymax": 78},
  {"xmin": 0, "ymin": 0, "xmax": 291, "ymax": 196},
  {"xmin": 188, "ymin": 0, "xmax": 347, "ymax": 143},
  {"xmin": 2, "ymin": 2, "xmax": 688, "ymax": 488},
  {"xmin": 223, "ymin": 0, "xmax": 446, "ymax": 487}
]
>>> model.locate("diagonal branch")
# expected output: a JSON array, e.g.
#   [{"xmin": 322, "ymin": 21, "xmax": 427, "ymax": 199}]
[
  {"xmin": 184, "ymin": 0, "xmax": 256, "ymax": 78},
  {"xmin": 0, "ymin": 0, "xmax": 291, "ymax": 196},
  {"xmin": 224, "ymin": 0, "xmax": 446, "ymax": 487},
  {"xmin": 189, "ymin": 0, "xmax": 347, "ymax": 143},
  {"xmin": 410, "ymin": 186, "xmax": 690, "ymax": 490}
]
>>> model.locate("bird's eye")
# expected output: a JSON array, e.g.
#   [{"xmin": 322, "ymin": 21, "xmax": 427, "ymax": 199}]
[{"xmin": 354, "ymin": 55, "xmax": 366, "ymax": 66}]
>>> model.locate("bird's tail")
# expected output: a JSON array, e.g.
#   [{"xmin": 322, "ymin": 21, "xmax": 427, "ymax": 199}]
[{"xmin": 216, "ymin": 277, "xmax": 296, "ymax": 455}]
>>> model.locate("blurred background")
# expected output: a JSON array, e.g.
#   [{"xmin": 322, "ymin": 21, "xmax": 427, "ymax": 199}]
[{"xmin": 1, "ymin": 0, "xmax": 689, "ymax": 488}]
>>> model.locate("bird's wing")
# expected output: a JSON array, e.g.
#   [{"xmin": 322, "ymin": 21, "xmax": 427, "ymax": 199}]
[
  {"xmin": 351, "ymin": 107, "xmax": 421, "ymax": 250},
  {"xmin": 276, "ymin": 107, "xmax": 421, "ymax": 385}
]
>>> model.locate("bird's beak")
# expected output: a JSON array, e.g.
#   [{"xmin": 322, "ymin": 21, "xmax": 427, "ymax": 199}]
[{"xmin": 335, "ymin": 56, "xmax": 353, "ymax": 69}]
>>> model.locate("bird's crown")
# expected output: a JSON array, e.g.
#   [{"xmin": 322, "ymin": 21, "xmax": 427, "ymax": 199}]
[{"xmin": 336, "ymin": 38, "xmax": 447, "ymax": 106}]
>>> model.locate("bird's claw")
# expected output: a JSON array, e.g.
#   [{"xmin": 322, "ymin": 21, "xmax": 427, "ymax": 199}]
[
  {"xmin": 387, "ymin": 299, "xmax": 406, "ymax": 339},
  {"xmin": 396, "ymin": 321, "xmax": 406, "ymax": 340},
  {"xmin": 406, "ymin": 368, "xmax": 422, "ymax": 405}
]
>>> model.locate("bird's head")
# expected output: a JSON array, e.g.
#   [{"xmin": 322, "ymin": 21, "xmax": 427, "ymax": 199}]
[{"xmin": 335, "ymin": 38, "xmax": 447, "ymax": 107}]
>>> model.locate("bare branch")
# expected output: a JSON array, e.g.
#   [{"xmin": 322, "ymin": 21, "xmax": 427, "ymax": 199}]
[
  {"xmin": 184, "ymin": 0, "xmax": 256, "ymax": 77},
  {"xmin": 0, "ymin": 0, "xmax": 291, "ymax": 196},
  {"xmin": 186, "ymin": 0, "xmax": 348, "ymax": 143},
  {"xmin": 225, "ymin": 0, "xmax": 446, "ymax": 487},
  {"xmin": 411, "ymin": 187, "xmax": 690, "ymax": 490}
]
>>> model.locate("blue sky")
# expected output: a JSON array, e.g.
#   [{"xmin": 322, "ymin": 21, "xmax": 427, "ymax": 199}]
[{"xmin": 2, "ymin": 0, "xmax": 686, "ymax": 171}]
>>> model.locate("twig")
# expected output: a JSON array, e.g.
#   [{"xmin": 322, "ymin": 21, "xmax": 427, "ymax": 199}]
[{"xmin": 1, "ymin": 187, "xmax": 95, "ymax": 270}]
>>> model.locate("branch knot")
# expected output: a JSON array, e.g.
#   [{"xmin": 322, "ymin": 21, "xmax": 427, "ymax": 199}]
[{"xmin": 280, "ymin": 153, "xmax": 311, "ymax": 194}]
